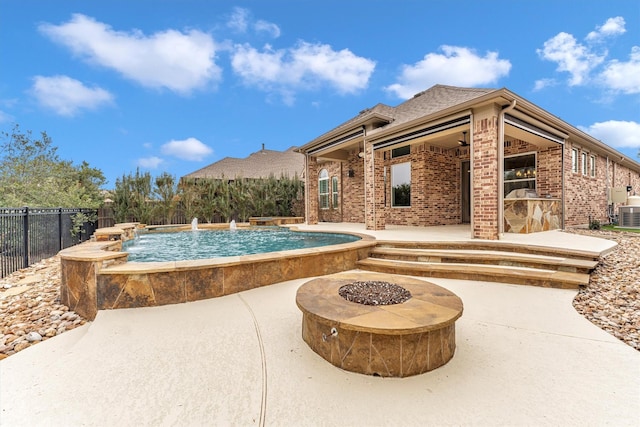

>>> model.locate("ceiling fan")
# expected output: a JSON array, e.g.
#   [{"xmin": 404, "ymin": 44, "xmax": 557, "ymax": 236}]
[{"xmin": 458, "ymin": 131, "xmax": 468, "ymax": 147}]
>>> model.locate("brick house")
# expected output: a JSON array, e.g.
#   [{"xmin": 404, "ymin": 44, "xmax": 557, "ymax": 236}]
[{"xmin": 297, "ymin": 85, "xmax": 640, "ymax": 240}]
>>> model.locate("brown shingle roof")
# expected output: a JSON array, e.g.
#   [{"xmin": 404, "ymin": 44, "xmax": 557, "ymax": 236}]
[
  {"xmin": 183, "ymin": 146, "xmax": 305, "ymax": 180},
  {"xmin": 302, "ymin": 85, "xmax": 496, "ymax": 148},
  {"xmin": 389, "ymin": 85, "xmax": 494, "ymax": 127}
]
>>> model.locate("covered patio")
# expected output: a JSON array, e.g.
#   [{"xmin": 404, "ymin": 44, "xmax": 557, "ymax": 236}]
[{"xmin": 298, "ymin": 85, "xmax": 640, "ymax": 241}]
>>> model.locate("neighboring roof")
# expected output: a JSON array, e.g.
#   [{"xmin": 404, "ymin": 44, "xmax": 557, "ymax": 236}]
[{"xmin": 182, "ymin": 146, "xmax": 305, "ymax": 180}]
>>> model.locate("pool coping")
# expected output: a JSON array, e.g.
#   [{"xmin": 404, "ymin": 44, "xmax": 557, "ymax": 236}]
[{"xmin": 59, "ymin": 224, "xmax": 377, "ymax": 320}]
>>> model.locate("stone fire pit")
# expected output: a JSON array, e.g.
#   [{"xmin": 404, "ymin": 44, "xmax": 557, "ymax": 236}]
[{"xmin": 296, "ymin": 272, "xmax": 463, "ymax": 377}]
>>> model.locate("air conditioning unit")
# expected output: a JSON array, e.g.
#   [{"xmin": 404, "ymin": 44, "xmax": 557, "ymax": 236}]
[{"xmin": 619, "ymin": 206, "xmax": 640, "ymax": 227}]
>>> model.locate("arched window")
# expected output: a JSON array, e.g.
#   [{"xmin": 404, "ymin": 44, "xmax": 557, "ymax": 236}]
[
  {"xmin": 332, "ymin": 176, "xmax": 339, "ymax": 209},
  {"xmin": 319, "ymin": 169, "xmax": 329, "ymax": 209}
]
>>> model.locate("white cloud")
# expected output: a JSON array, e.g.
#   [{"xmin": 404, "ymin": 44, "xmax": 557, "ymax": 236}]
[
  {"xmin": 537, "ymin": 16, "xmax": 637, "ymax": 94},
  {"xmin": 0, "ymin": 110, "xmax": 14, "ymax": 123},
  {"xmin": 137, "ymin": 156, "xmax": 164, "ymax": 169},
  {"xmin": 231, "ymin": 41, "xmax": 375, "ymax": 102},
  {"xmin": 600, "ymin": 46, "xmax": 640, "ymax": 94},
  {"xmin": 227, "ymin": 7, "xmax": 249, "ymax": 33},
  {"xmin": 161, "ymin": 137, "xmax": 213, "ymax": 161},
  {"xmin": 586, "ymin": 16, "xmax": 626, "ymax": 41},
  {"xmin": 255, "ymin": 20, "xmax": 281, "ymax": 38},
  {"xmin": 30, "ymin": 75, "xmax": 114, "ymax": 116},
  {"xmin": 537, "ymin": 32, "xmax": 603, "ymax": 86},
  {"xmin": 39, "ymin": 14, "xmax": 221, "ymax": 94},
  {"xmin": 580, "ymin": 120, "xmax": 640, "ymax": 149},
  {"xmin": 385, "ymin": 46, "xmax": 511, "ymax": 99},
  {"xmin": 227, "ymin": 8, "xmax": 280, "ymax": 38},
  {"xmin": 533, "ymin": 78, "xmax": 558, "ymax": 91}
]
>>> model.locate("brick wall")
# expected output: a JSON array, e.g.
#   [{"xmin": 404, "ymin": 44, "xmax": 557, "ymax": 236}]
[
  {"xmin": 472, "ymin": 105, "xmax": 500, "ymax": 240},
  {"xmin": 365, "ymin": 144, "xmax": 380, "ymax": 229},
  {"xmin": 536, "ymin": 145, "xmax": 563, "ymax": 198},
  {"xmin": 306, "ymin": 156, "xmax": 318, "ymax": 224},
  {"xmin": 565, "ymin": 141, "xmax": 640, "ymax": 226},
  {"xmin": 343, "ymin": 149, "xmax": 365, "ymax": 223},
  {"xmin": 371, "ymin": 143, "xmax": 468, "ymax": 227},
  {"xmin": 317, "ymin": 161, "xmax": 343, "ymax": 222},
  {"xmin": 504, "ymin": 139, "xmax": 563, "ymax": 198}
]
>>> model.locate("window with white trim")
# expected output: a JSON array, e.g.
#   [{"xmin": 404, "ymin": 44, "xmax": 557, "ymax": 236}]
[
  {"xmin": 391, "ymin": 162, "xmax": 411, "ymax": 207},
  {"xmin": 590, "ymin": 155, "xmax": 596, "ymax": 177},
  {"xmin": 581, "ymin": 152, "xmax": 587, "ymax": 175},
  {"xmin": 331, "ymin": 176, "xmax": 338, "ymax": 208},
  {"xmin": 571, "ymin": 148, "xmax": 578, "ymax": 173},
  {"xmin": 319, "ymin": 169, "xmax": 329, "ymax": 209}
]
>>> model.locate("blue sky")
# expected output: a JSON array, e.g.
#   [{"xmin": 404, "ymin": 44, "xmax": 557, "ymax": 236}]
[{"xmin": 1, "ymin": 0, "xmax": 639, "ymax": 188}]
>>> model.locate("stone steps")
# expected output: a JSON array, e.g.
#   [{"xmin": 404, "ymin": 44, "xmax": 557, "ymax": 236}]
[
  {"xmin": 369, "ymin": 248, "xmax": 598, "ymax": 274},
  {"xmin": 356, "ymin": 242, "xmax": 599, "ymax": 289},
  {"xmin": 374, "ymin": 240, "xmax": 603, "ymax": 260}
]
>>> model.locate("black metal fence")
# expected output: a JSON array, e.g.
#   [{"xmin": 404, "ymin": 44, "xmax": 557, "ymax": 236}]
[{"xmin": 0, "ymin": 207, "xmax": 97, "ymax": 278}]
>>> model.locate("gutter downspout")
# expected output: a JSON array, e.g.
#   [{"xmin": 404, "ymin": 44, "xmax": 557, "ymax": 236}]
[
  {"xmin": 561, "ymin": 141, "xmax": 565, "ymax": 230},
  {"xmin": 606, "ymin": 155, "xmax": 610, "ymax": 223},
  {"xmin": 498, "ymin": 100, "xmax": 517, "ymax": 237},
  {"xmin": 469, "ymin": 112, "xmax": 474, "ymax": 239}
]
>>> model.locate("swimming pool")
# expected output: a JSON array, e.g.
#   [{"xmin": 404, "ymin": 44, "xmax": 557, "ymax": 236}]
[
  {"xmin": 124, "ymin": 227, "xmax": 361, "ymax": 262},
  {"xmin": 59, "ymin": 222, "xmax": 376, "ymax": 320}
]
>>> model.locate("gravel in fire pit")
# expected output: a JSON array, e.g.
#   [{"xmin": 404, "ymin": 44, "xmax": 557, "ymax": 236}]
[{"xmin": 338, "ymin": 280, "xmax": 412, "ymax": 305}]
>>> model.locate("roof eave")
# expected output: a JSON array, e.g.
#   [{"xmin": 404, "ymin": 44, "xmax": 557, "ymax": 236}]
[
  {"xmin": 501, "ymin": 88, "xmax": 640, "ymax": 170},
  {"xmin": 297, "ymin": 112, "xmax": 393, "ymax": 153},
  {"xmin": 366, "ymin": 88, "xmax": 509, "ymax": 142}
]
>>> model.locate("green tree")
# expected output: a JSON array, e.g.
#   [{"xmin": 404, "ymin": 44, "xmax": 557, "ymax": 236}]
[
  {"xmin": 189, "ymin": 178, "xmax": 212, "ymax": 223},
  {"xmin": 113, "ymin": 173, "xmax": 132, "ymax": 223},
  {"xmin": 154, "ymin": 172, "xmax": 177, "ymax": 224},
  {"xmin": 178, "ymin": 178, "xmax": 202, "ymax": 223},
  {"xmin": 275, "ymin": 174, "xmax": 302, "ymax": 216},
  {"xmin": 230, "ymin": 177, "xmax": 253, "ymax": 222},
  {"xmin": 130, "ymin": 169, "xmax": 153, "ymax": 224},
  {"xmin": 212, "ymin": 178, "xmax": 232, "ymax": 222},
  {"xmin": 112, "ymin": 169, "xmax": 153, "ymax": 224},
  {"xmin": 0, "ymin": 124, "xmax": 105, "ymax": 207}
]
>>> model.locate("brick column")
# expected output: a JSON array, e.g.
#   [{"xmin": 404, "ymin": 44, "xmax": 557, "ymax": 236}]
[
  {"xmin": 472, "ymin": 104, "xmax": 501, "ymax": 240},
  {"xmin": 365, "ymin": 144, "xmax": 386, "ymax": 230},
  {"xmin": 306, "ymin": 156, "xmax": 319, "ymax": 224},
  {"xmin": 374, "ymin": 149, "xmax": 386, "ymax": 229}
]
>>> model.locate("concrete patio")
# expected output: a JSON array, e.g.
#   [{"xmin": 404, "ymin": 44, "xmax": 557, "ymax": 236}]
[{"xmin": 1, "ymin": 225, "xmax": 638, "ymax": 426}]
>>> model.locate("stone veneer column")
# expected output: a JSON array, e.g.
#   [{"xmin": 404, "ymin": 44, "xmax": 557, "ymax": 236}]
[
  {"xmin": 306, "ymin": 155, "xmax": 319, "ymax": 224},
  {"xmin": 472, "ymin": 104, "xmax": 501, "ymax": 240},
  {"xmin": 365, "ymin": 143, "xmax": 386, "ymax": 230}
]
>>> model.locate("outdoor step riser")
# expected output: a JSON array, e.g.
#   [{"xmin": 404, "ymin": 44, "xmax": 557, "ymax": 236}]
[
  {"xmin": 375, "ymin": 243, "xmax": 600, "ymax": 261},
  {"xmin": 356, "ymin": 260, "xmax": 587, "ymax": 290},
  {"xmin": 369, "ymin": 253, "xmax": 589, "ymax": 274}
]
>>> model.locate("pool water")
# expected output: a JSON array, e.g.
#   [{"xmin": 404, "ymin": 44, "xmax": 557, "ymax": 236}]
[{"xmin": 123, "ymin": 227, "xmax": 360, "ymax": 262}]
